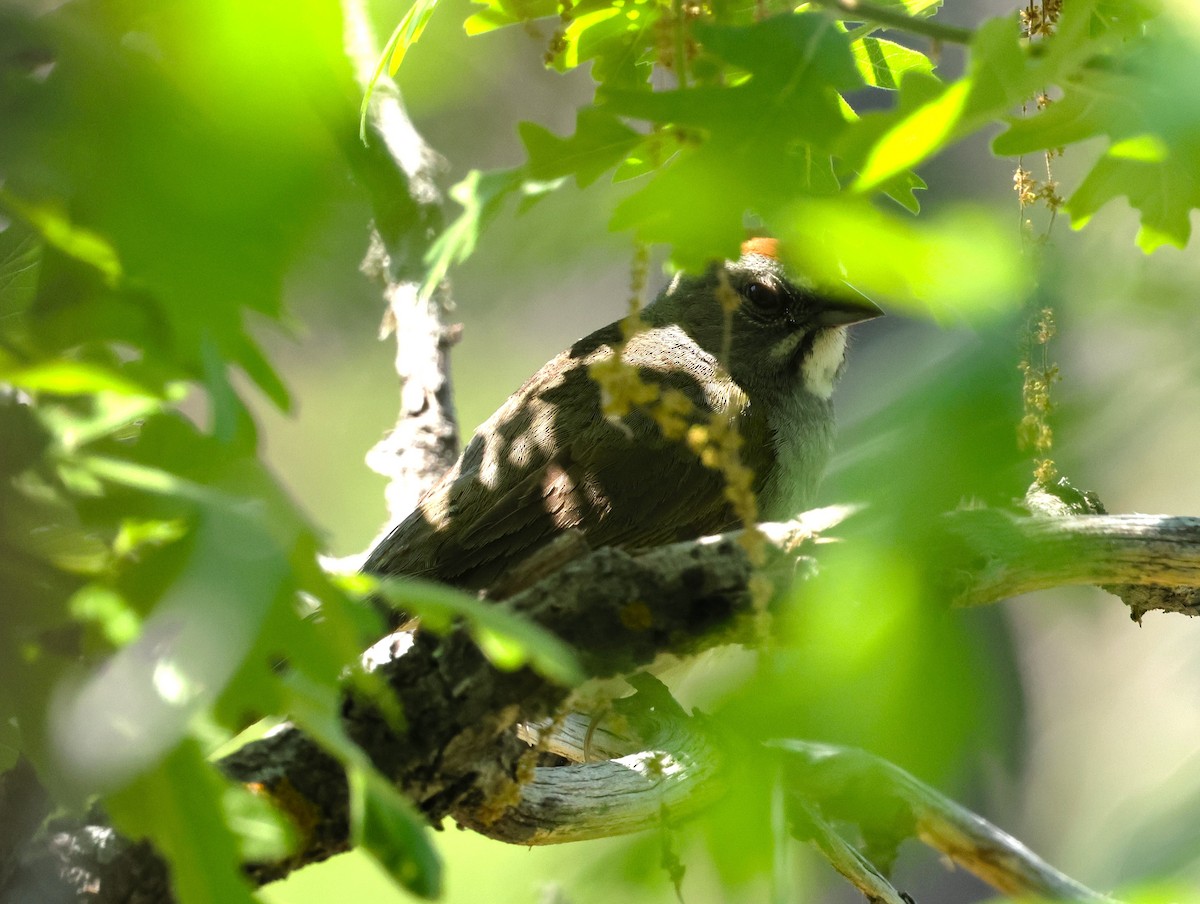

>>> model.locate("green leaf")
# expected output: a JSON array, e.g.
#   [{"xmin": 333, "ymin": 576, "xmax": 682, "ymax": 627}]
[
  {"xmin": 855, "ymin": 79, "xmax": 969, "ymax": 190},
  {"xmin": 374, "ymin": 576, "xmax": 585, "ymax": 686},
  {"xmin": 349, "ymin": 766, "xmax": 443, "ymax": 899},
  {"xmin": 850, "ymin": 14, "xmax": 1034, "ymax": 191},
  {"xmin": 1068, "ymin": 152, "xmax": 1196, "ymax": 252},
  {"xmin": 222, "ymin": 782, "xmax": 297, "ymax": 863},
  {"xmin": 1, "ymin": 5, "xmax": 340, "ymax": 392},
  {"xmin": 991, "ymin": 81, "xmax": 1137, "ymax": 156},
  {"xmin": 0, "ymin": 218, "xmax": 41, "ymax": 320},
  {"xmin": 284, "ymin": 674, "xmax": 442, "ymax": 899},
  {"xmin": 464, "ymin": 0, "xmax": 559, "ymax": 34},
  {"xmin": 38, "ymin": 391, "xmax": 173, "ymax": 451},
  {"xmin": 2, "ymin": 360, "xmax": 154, "ymax": 397},
  {"xmin": 422, "ymin": 168, "xmax": 525, "ymax": 298},
  {"xmin": 67, "ymin": 584, "xmax": 142, "ymax": 646},
  {"xmin": 106, "ymin": 740, "xmax": 257, "ymax": 904},
  {"xmin": 387, "ymin": 0, "xmax": 443, "ymax": 75},
  {"xmin": 519, "ymin": 109, "xmax": 642, "ymax": 187},
  {"xmin": 990, "ymin": 18, "xmax": 1200, "ymax": 250},
  {"xmin": 0, "ymin": 189, "xmax": 122, "ymax": 284},
  {"xmin": 551, "ymin": 0, "xmax": 658, "ymax": 86},
  {"xmin": 360, "ymin": 0, "xmax": 444, "ymax": 137},
  {"xmin": 850, "ymin": 37, "xmax": 934, "ymax": 90},
  {"xmin": 601, "ymin": 13, "xmax": 861, "ymax": 265},
  {"xmin": 853, "ymin": 0, "xmax": 942, "ymax": 15},
  {"xmin": 48, "ymin": 492, "xmax": 291, "ymax": 790},
  {"xmin": 779, "ymin": 199, "xmax": 1025, "ymax": 319}
]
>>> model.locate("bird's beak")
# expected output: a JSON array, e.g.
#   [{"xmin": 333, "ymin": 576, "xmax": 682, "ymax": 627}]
[{"xmin": 813, "ymin": 295, "xmax": 885, "ymax": 328}]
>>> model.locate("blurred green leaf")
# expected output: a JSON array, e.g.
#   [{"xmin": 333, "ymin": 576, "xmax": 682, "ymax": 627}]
[
  {"xmin": 779, "ymin": 199, "xmax": 1025, "ymax": 319},
  {"xmin": 49, "ymin": 487, "xmax": 293, "ymax": 790},
  {"xmin": 0, "ymin": 189, "xmax": 122, "ymax": 284},
  {"xmin": 106, "ymin": 740, "xmax": 258, "ymax": 904},
  {"xmin": 464, "ymin": 0, "xmax": 558, "ymax": 34},
  {"xmin": 2, "ymin": 360, "xmax": 154, "ymax": 397},
  {"xmin": 0, "ymin": 2, "xmax": 343, "ymax": 396},
  {"xmin": 222, "ymin": 782, "xmax": 298, "ymax": 863},
  {"xmin": 375, "ymin": 577, "xmax": 586, "ymax": 686},
  {"xmin": 284, "ymin": 674, "xmax": 443, "ymax": 898},
  {"xmin": 67, "ymin": 584, "xmax": 141, "ymax": 646},
  {"xmin": 350, "ymin": 766, "xmax": 443, "ymax": 899}
]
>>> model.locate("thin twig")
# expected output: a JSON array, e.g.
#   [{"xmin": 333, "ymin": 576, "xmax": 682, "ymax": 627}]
[
  {"xmin": 793, "ymin": 799, "xmax": 909, "ymax": 904},
  {"xmin": 342, "ymin": 0, "xmax": 461, "ymax": 541},
  {"xmin": 810, "ymin": 0, "xmax": 974, "ymax": 45},
  {"xmin": 778, "ymin": 741, "xmax": 1121, "ymax": 903}
]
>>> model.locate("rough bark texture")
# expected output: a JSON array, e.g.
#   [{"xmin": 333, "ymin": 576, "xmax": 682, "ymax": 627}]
[{"xmin": 341, "ymin": 0, "xmax": 461, "ymax": 542}]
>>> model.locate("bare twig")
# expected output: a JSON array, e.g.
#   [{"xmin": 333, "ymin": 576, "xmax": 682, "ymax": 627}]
[
  {"xmin": 778, "ymin": 741, "xmax": 1121, "ymax": 903},
  {"xmin": 949, "ymin": 510, "xmax": 1200, "ymax": 614},
  {"xmin": 793, "ymin": 799, "xmax": 909, "ymax": 904},
  {"xmin": 809, "ymin": 0, "xmax": 974, "ymax": 45},
  {"xmin": 341, "ymin": 0, "xmax": 460, "ymax": 540}
]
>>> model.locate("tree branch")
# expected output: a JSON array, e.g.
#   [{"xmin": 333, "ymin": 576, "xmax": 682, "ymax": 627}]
[
  {"xmin": 949, "ymin": 511, "xmax": 1200, "ymax": 615},
  {"xmin": 16, "ymin": 501, "xmax": 1200, "ymax": 899}
]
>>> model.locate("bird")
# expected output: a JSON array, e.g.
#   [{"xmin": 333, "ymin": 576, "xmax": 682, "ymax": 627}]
[{"xmin": 363, "ymin": 238, "xmax": 881, "ymax": 604}]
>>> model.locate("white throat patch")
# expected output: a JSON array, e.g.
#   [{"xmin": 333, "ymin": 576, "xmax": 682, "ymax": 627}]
[{"xmin": 801, "ymin": 328, "xmax": 847, "ymax": 400}]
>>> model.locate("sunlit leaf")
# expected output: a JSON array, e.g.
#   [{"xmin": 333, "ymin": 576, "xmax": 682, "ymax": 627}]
[
  {"xmin": 3, "ymin": 360, "xmax": 153, "ymax": 397},
  {"xmin": 388, "ymin": 0, "xmax": 442, "ymax": 74},
  {"xmin": 464, "ymin": 0, "xmax": 558, "ymax": 34},
  {"xmin": 850, "ymin": 36, "xmax": 933, "ymax": 90}
]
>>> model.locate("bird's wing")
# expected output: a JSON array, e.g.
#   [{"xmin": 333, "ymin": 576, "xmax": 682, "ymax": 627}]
[{"xmin": 364, "ymin": 325, "xmax": 764, "ymax": 589}]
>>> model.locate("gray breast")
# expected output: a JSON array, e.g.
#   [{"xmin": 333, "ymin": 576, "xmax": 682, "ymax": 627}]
[{"xmin": 757, "ymin": 391, "xmax": 835, "ymax": 521}]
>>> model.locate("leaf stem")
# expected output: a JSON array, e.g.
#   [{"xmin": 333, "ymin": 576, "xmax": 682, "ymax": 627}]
[
  {"xmin": 810, "ymin": 0, "xmax": 974, "ymax": 45},
  {"xmin": 673, "ymin": 0, "xmax": 689, "ymax": 88}
]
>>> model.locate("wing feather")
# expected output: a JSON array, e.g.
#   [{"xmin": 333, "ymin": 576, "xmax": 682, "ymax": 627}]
[{"xmin": 364, "ymin": 321, "xmax": 769, "ymax": 590}]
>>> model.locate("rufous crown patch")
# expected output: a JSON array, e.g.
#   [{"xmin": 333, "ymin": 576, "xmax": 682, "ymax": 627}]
[{"xmin": 740, "ymin": 236, "xmax": 780, "ymax": 259}]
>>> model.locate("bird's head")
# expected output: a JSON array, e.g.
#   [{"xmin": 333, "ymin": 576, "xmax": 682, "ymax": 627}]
[{"xmin": 648, "ymin": 238, "xmax": 883, "ymax": 401}]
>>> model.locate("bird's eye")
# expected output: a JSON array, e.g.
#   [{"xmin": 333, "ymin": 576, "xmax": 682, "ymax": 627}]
[{"xmin": 742, "ymin": 281, "xmax": 785, "ymax": 315}]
